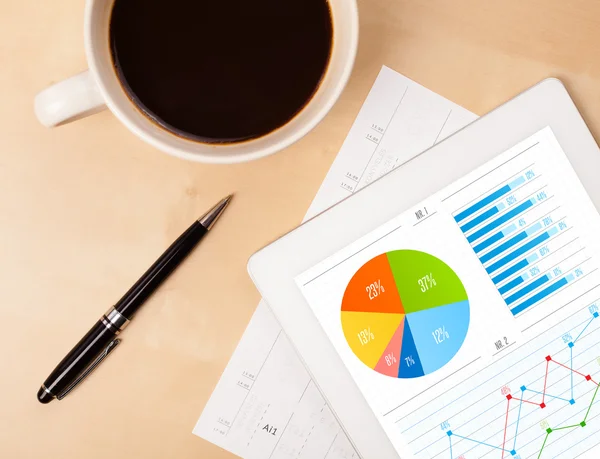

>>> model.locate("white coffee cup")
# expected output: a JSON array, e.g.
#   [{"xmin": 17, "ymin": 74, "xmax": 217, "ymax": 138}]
[{"xmin": 34, "ymin": 0, "xmax": 359, "ymax": 164}]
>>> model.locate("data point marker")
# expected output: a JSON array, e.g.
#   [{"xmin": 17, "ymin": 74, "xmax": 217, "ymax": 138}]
[
  {"xmin": 568, "ymin": 342, "xmax": 574, "ymax": 348},
  {"xmin": 546, "ymin": 428, "xmax": 552, "ymax": 434},
  {"xmin": 510, "ymin": 450, "xmax": 517, "ymax": 456},
  {"xmin": 520, "ymin": 385, "xmax": 527, "ymax": 392},
  {"xmin": 447, "ymin": 430, "xmax": 453, "ymax": 437},
  {"xmin": 586, "ymin": 375, "xmax": 592, "ymax": 381},
  {"xmin": 540, "ymin": 403, "xmax": 546, "ymax": 409},
  {"xmin": 506, "ymin": 394, "xmax": 513, "ymax": 400},
  {"xmin": 581, "ymin": 421, "xmax": 587, "ymax": 427},
  {"xmin": 594, "ymin": 312, "xmax": 599, "ymax": 318},
  {"xmin": 546, "ymin": 355, "xmax": 552, "ymax": 361},
  {"xmin": 570, "ymin": 399, "xmax": 576, "ymax": 405}
]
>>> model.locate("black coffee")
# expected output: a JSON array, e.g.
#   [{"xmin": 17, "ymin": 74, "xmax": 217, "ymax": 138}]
[{"xmin": 109, "ymin": 0, "xmax": 333, "ymax": 144}]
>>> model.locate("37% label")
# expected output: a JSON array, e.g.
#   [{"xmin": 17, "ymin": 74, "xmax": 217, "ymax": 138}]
[{"xmin": 418, "ymin": 273, "xmax": 436, "ymax": 292}]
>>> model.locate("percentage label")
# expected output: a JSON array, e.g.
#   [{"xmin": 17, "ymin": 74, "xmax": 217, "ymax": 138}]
[
  {"xmin": 440, "ymin": 421, "xmax": 451, "ymax": 431},
  {"xmin": 553, "ymin": 267, "xmax": 562, "ymax": 277},
  {"xmin": 405, "ymin": 355, "xmax": 416, "ymax": 367},
  {"xmin": 590, "ymin": 304, "xmax": 599, "ymax": 315},
  {"xmin": 540, "ymin": 420, "xmax": 550, "ymax": 431},
  {"xmin": 357, "ymin": 328, "xmax": 375, "ymax": 346},
  {"xmin": 539, "ymin": 246, "xmax": 550, "ymax": 256},
  {"xmin": 418, "ymin": 273, "xmax": 437, "ymax": 292},
  {"xmin": 432, "ymin": 326, "xmax": 450, "ymax": 344},
  {"xmin": 543, "ymin": 216, "xmax": 553, "ymax": 227},
  {"xmin": 500, "ymin": 385, "xmax": 511, "ymax": 396},
  {"xmin": 518, "ymin": 218, "xmax": 526, "ymax": 227},
  {"xmin": 366, "ymin": 280, "xmax": 385, "ymax": 300},
  {"xmin": 562, "ymin": 333, "xmax": 573, "ymax": 344},
  {"xmin": 559, "ymin": 221, "xmax": 568, "ymax": 230},
  {"xmin": 526, "ymin": 170, "xmax": 535, "ymax": 179},
  {"xmin": 537, "ymin": 191, "xmax": 548, "ymax": 201},
  {"xmin": 384, "ymin": 353, "xmax": 397, "ymax": 367},
  {"xmin": 575, "ymin": 268, "xmax": 584, "ymax": 277},
  {"xmin": 506, "ymin": 195, "xmax": 517, "ymax": 206},
  {"xmin": 530, "ymin": 266, "xmax": 541, "ymax": 276}
]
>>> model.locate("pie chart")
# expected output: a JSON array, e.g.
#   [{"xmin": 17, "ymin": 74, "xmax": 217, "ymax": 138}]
[{"xmin": 340, "ymin": 250, "xmax": 469, "ymax": 378}]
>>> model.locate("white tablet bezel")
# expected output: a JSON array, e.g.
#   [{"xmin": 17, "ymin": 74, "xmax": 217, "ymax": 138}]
[{"xmin": 248, "ymin": 79, "xmax": 600, "ymax": 459}]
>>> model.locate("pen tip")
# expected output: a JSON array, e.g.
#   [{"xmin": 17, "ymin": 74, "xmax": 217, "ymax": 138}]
[{"xmin": 198, "ymin": 194, "xmax": 233, "ymax": 230}]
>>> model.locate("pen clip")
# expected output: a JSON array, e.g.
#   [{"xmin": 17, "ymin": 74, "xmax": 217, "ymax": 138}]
[{"xmin": 57, "ymin": 338, "xmax": 121, "ymax": 400}]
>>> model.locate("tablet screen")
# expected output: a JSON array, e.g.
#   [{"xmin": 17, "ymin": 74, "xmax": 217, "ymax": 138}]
[{"xmin": 296, "ymin": 127, "xmax": 600, "ymax": 459}]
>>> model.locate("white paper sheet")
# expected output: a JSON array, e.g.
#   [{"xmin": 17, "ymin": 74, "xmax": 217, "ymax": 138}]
[{"xmin": 193, "ymin": 66, "xmax": 478, "ymax": 459}]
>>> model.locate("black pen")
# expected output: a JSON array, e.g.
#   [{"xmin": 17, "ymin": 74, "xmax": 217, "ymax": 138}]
[{"xmin": 37, "ymin": 195, "xmax": 232, "ymax": 404}]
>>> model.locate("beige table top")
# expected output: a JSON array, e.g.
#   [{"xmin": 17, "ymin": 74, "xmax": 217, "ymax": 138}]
[{"xmin": 2, "ymin": 0, "xmax": 600, "ymax": 457}]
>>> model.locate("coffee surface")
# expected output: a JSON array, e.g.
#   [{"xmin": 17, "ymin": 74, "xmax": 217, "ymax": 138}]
[{"xmin": 110, "ymin": 0, "xmax": 333, "ymax": 144}]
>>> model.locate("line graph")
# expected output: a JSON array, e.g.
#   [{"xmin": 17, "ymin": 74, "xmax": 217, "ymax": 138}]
[{"xmin": 444, "ymin": 306, "xmax": 600, "ymax": 459}]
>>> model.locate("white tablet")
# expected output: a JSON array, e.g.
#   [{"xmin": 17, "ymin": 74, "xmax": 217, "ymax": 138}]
[{"xmin": 248, "ymin": 79, "xmax": 600, "ymax": 459}]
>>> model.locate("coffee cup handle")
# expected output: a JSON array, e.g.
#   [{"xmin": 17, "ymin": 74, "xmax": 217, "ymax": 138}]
[{"xmin": 34, "ymin": 70, "xmax": 106, "ymax": 128}]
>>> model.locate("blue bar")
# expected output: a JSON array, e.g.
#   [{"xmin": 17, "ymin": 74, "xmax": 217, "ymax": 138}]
[
  {"xmin": 467, "ymin": 199, "xmax": 535, "ymax": 243},
  {"xmin": 511, "ymin": 277, "xmax": 570, "ymax": 315},
  {"xmin": 473, "ymin": 224, "xmax": 518, "ymax": 253},
  {"xmin": 486, "ymin": 231, "xmax": 550, "ymax": 274},
  {"xmin": 509, "ymin": 176, "xmax": 526, "ymax": 189},
  {"xmin": 481, "ymin": 221, "xmax": 543, "ymax": 263},
  {"xmin": 492, "ymin": 259, "xmax": 530, "ymax": 284},
  {"xmin": 503, "ymin": 224, "xmax": 518, "ymax": 237},
  {"xmin": 480, "ymin": 231, "xmax": 528, "ymax": 264},
  {"xmin": 460, "ymin": 206, "xmax": 500, "ymax": 232},
  {"xmin": 506, "ymin": 275, "xmax": 551, "ymax": 305},
  {"xmin": 498, "ymin": 276, "xmax": 525, "ymax": 295},
  {"xmin": 454, "ymin": 185, "xmax": 511, "ymax": 223},
  {"xmin": 474, "ymin": 232, "xmax": 503, "ymax": 253},
  {"xmin": 526, "ymin": 222, "xmax": 543, "ymax": 236}
]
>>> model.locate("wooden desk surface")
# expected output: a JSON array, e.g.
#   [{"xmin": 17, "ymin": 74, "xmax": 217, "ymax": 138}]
[{"xmin": 2, "ymin": 0, "xmax": 600, "ymax": 457}]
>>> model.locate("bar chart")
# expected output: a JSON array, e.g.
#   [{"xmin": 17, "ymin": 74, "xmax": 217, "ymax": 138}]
[{"xmin": 450, "ymin": 162, "xmax": 592, "ymax": 318}]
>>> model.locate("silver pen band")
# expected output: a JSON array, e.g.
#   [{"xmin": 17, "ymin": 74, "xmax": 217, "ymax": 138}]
[
  {"xmin": 40, "ymin": 384, "xmax": 55, "ymax": 398},
  {"xmin": 100, "ymin": 306, "xmax": 130, "ymax": 334}
]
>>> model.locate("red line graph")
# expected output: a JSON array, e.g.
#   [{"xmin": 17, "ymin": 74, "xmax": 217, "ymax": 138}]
[
  {"xmin": 501, "ymin": 399, "xmax": 510, "ymax": 457},
  {"xmin": 499, "ymin": 354, "xmax": 599, "ymax": 458}
]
